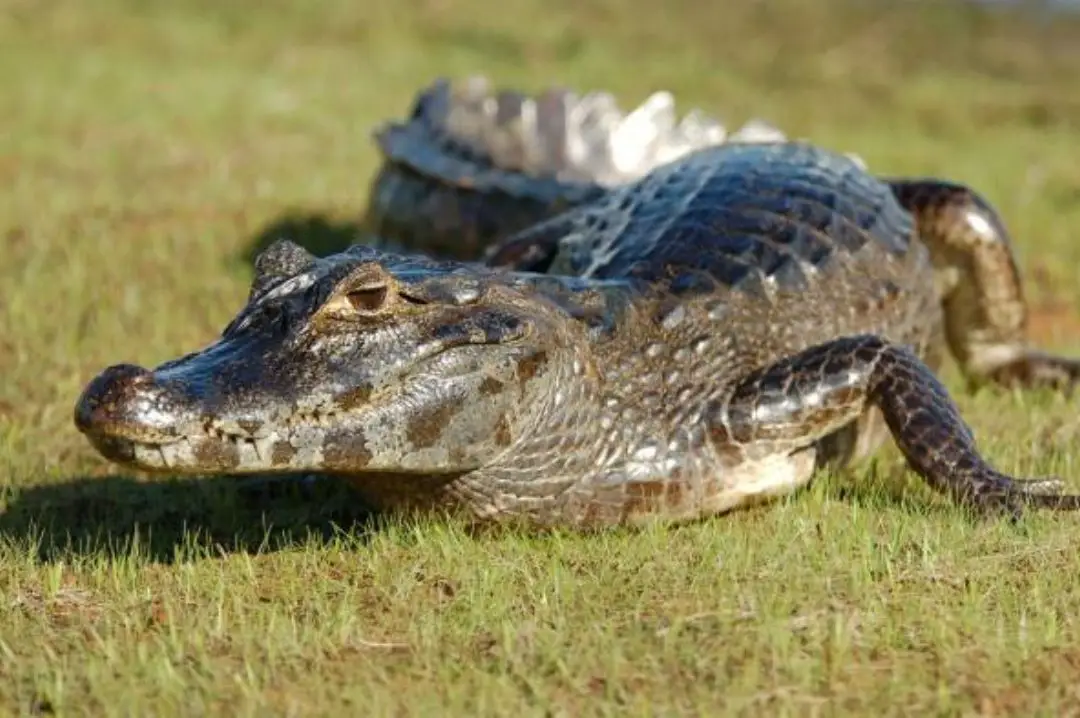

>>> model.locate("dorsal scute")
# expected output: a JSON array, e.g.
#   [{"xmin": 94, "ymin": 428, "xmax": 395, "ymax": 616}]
[{"xmin": 376, "ymin": 76, "xmax": 792, "ymax": 192}]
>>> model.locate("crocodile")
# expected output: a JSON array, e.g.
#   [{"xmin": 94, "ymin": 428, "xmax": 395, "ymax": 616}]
[{"xmin": 74, "ymin": 77, "xmax": 1080, "ymax": 528}]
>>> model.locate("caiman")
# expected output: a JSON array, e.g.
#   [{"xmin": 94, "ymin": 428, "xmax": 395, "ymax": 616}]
[{"xmin": 75, "ymin": 77, "xmax": 1080, "ymax": 528}]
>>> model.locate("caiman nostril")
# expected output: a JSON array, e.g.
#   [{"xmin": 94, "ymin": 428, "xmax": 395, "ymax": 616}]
[{"xmin": 103, "ymin": 363, "xmax": 153, "ymax": 385}]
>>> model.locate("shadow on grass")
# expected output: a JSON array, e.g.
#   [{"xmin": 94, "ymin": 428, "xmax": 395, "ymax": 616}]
[
  {"xmin": 0, "ymin": 465, "xmax": 999, "ymax": 565},
  {"xmin": 0, "ymin": 473, "xmax": 380, "ymax": 564},
  {"xmin": 242, "ymin": 211, "xmax": 370, "ymax": 266}
]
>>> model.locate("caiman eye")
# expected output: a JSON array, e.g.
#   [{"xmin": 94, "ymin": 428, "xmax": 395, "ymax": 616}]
[{"xmin": 346, "ymin": 285, "xmax": 389, "ymax": 313}]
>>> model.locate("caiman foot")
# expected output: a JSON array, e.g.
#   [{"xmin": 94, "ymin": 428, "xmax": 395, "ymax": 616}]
[
  {"xmin": 961, "ymin": 474, "xmax": 1078, "ymax": 520},
  {"xmin": 713, "ymin": 335, "xmax": 1080, "ymax": 518},
  {"xmin": 886, "ymin": 178, "xmax": 1080, "ymax": 398},
  {"xmin": 983, "ymin": 350, "xmax": 1080, "ymax": 394}
]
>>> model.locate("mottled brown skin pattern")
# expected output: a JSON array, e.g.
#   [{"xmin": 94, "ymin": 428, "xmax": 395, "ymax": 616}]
[{"xmin": 74, "ymin": 83, "xmax": 1080, "ymax": 528}]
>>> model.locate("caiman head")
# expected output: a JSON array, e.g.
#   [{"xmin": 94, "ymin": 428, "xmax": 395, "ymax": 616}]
[{"xmin": 74, "ymin": 240, "xmax": 586, "ymax": 478}]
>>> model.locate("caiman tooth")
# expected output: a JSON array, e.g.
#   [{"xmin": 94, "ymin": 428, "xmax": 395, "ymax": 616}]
[
  {"xmin": 236, "ymin": 438, "xmax": 260, "ymax": 469},
  {"xmin": 132, "ymin": 442, "xmax": 165, "ymax": 469},
  {"xmin": 253, "ymin": 435, "xmax": 276, "ymax": 465}
]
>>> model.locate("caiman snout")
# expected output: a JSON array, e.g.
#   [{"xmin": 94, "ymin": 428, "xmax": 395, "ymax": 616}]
[{"xmin": 74, "ymin": 363, "xmax": 194, "ymax": 445}]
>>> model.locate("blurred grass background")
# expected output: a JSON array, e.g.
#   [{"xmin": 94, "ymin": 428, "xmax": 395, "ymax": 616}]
[{"xmin": 3, "ymin": 0, "xmax": 1080, "ymax": 714}]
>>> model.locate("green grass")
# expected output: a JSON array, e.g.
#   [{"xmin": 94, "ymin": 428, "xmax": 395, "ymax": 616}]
[{"xmin": 4, "ymin": 0, "xmax": 1080, "ymax": 713}]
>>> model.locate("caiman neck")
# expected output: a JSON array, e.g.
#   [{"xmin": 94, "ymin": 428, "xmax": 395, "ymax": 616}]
[
  {"xmin": 424, "ymin": 272, "xmax": 647, "ymax": 517},
  {"xmin": 336, "ymin": 270, "xmax": 626, "ymax": 520}
]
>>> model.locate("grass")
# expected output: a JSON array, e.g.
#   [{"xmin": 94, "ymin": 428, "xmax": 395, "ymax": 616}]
[{"xmin": 3, "ymin": 0, "xmax": 1080, "ymax": 713}]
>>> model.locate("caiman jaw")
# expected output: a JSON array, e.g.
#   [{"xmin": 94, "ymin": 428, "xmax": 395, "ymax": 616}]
[
  {"xmin": 75, "ymin": 360, "xmax": 361, "ymax": 474},
  {"xmin": 73, "ymin": 361, "xmax": 277, "ymax": 473},
  {"xmin": 74, "ymin": 317, "xmax": 551, "ymax": 477}
]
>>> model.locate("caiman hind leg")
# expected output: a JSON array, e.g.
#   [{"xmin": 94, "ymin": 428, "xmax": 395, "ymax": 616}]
[
  {"xmin": 710, "ymin": 335, "xmax": 1080, "ymax": 518},
  {"xmin": 887, "ymin": 179, "xmax": 1080, "ymax": 390}
]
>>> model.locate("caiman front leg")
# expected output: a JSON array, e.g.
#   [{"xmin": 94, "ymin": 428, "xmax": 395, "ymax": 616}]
[
  {"xmin": 712, "ymin": 335, "xmax": 1080, "ymax": 517},
  {"xmin": 887, "ymin": 179, "xmax": 1080, "ymax": 391}
]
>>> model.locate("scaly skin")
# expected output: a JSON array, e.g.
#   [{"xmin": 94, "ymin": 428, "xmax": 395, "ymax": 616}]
[
  {"xmin": 74, "ymin": 79, "xmax": 1080, "ymax": 528},
  {"xmin": 367, "ymin": 78, "xmax": 1080, "ymax": 394},
  {"xmin": 364, "ymin": 77, "xmax": 788, "ymax": 261}
]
